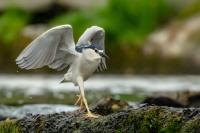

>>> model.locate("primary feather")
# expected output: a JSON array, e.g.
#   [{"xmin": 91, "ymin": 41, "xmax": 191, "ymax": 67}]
[{"xmin": 16, "ymin": 25, "xmax": 78, "ymax": 71}]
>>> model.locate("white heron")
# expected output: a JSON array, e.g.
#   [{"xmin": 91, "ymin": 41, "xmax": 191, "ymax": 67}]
[{"xmin": 16, "ymin": 25, "xmax": 108, "ymax": 118}]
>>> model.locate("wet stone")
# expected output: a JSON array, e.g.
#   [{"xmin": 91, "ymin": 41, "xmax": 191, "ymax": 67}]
[{"xmin": 1, "ymin": 98, "xmax": 200, "ymax": 132}]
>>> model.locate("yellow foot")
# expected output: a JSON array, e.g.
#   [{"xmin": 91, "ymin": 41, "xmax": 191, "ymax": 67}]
[
  {"xmin": 85, "ymin": 112, "xmax": 99, "ymax": 118},
  {"xmin": 75, "ymin": 95, "xmax": 84, "ymax": 109}
]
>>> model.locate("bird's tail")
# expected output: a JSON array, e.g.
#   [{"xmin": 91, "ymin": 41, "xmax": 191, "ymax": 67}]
[
  {"xmin": 60, "ymin": 73, "xmax": 72, "ymax": 84},
  {"xmin": 60, "ymin": 78, "xmax": 69, "ymax": 84}
]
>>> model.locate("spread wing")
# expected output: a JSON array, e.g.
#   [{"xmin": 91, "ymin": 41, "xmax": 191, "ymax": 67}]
[
  {"xmin": 16, "ymin": 25, "xmax": 79, "ymax": 71},
  {"xmin": 77, "ymin": 26, "xmax": 106, "ymax": 71}
]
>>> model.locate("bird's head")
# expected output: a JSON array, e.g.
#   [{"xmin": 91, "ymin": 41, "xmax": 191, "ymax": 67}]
[
  {"xmin": 82, "ymin": 47, "xmax": 109, "ymax": 61},
  {"xmin": 82, "ymin": 48, "xmax": 101, "ymax": 61},
  {"xmin": 78, "ymin": 43, "xmax": 109, "ymax": 59},
  {"xmin": 92, "ymin": 48, "xmax": 109, "ymax": 59}
]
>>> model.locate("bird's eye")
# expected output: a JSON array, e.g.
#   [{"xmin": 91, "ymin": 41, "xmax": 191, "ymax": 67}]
[{"xmin": 94, "ymin": 49, "xmax": 98, "ymax": 53}]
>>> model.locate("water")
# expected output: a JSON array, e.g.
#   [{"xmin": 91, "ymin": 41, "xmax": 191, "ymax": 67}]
[
  {"xmin": 1, "ymin": 74, "xmax": 200, "ymax": 95},
  {"xmin": 1, "ymin": 74, "xmax": 200, "ymax": 118},
  {"xmin": 0, "ymin": 104, "xmax": 77, "ymax": 118}
]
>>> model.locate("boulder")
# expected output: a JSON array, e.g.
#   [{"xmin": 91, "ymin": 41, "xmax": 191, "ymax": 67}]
[
  {"xmin": 144, "ymin": 15, "xmax": 200, "ymax": 66},
  {"xmin": 1, "ymin": 98, "xmax": 200, "ymax": 132}
]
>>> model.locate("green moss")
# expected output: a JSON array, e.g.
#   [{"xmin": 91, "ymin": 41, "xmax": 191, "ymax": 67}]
[
  {"xmin": 111, "ymin": 106, "xmax": 184, "ymax": 132},
  {"xmin": 181, "ymin": 117, "xmax": 200, "ymax": 133},
  {"xmin": 36, "ymin": 116, "xmax": 46, "ymax": 133},
  {"xmin": 0, "ymin": 119, "xmax": 20, "ymax": 133},
  {"xmin": 139, "ymin": 108, "xmax": 160, "ymax": 132},
  {"xmin": 159, "ymin": 115, "xmax": 182, "ymax": 132},
  {"xmin": 14, "ymin": 104, "xmax": 200, "ymax": 132}
]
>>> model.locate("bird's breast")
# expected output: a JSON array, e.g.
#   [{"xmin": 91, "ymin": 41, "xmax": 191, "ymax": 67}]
[{"xmin": 79, "ymin": 56, "xmax": 101, "ymax": 80}]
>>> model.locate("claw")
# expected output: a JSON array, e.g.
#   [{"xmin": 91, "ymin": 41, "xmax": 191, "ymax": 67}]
[
  {"xmin": 85, "ymin": 111, "xmax": 99, "ymax": 118},
  {"xmin": 75, "ymin": 94, "xmax": 99, "ymax": 118}
]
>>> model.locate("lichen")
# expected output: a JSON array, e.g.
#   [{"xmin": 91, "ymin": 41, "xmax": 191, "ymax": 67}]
[
  {"xmin": 0, "ymin": 119, "xmax": 20, "ymax": 133},
  {"xmin": 181, "ymin": 117, "xmax": 200, "ymax": 133}
]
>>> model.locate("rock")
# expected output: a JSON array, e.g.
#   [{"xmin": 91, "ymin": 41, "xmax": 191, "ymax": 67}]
[
  {"xmin": 142, "ymin": 96, "xmax": 185, "ymax": 107},
  {"xmin": 1, "ymin": 98, "xmax": 200, "ymax": 132},
  {"xmin": 188, "ymin": 94, "xmax": 200, "ymax": 107},
  {"xmin": 151, "ymin": 91, "xmax": 200, "ymax": 107},
  {"xmin": 143, "ymin": 14, "xmax": 200, "ymax": 66},
  {"xmin": 91, "ymin": 97, "xmax": 129, "ymax": 115},
  {"xmin": 0, "ymin": 116, "xmax": 7, "ymax": 121}
]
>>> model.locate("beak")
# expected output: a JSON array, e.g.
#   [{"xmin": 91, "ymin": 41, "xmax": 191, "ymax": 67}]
[{"xmin": 99, "ymin": 52, "xmax": 109, "ymax": 59}]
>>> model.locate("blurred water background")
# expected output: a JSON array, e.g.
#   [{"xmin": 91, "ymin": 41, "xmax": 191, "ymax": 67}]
[{"xmin": 1, "ymin": 0, "xmax": 200, "ymax": 115}]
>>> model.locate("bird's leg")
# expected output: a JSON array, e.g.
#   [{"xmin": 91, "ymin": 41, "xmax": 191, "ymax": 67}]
[
  {"xmin": 75, "ymin": 94, "xmax": 84, "ymax": 108},
  {"xmin": 77, "ymin": 77, "xmax": 98, "ymax": 118}
]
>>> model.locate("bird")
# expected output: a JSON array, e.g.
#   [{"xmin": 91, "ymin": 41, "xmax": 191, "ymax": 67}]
[{"xmin": 16, "ymin": 25, "xmax": 108, "ymax": 118}]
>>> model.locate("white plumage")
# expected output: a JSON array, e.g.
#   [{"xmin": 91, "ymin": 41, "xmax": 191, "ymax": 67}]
[{"xmin": 16, "ymin": 25, "xmax": 108, "ymax": 118}]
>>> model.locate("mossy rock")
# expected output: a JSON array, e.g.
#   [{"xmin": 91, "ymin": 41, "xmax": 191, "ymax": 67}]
[
  {"xmin": 0, "ymin": 119, "xmax": 20, "ymax": 133},
  {"xmin": 1, "ymin": 98, "xmax": 200, "ymax": 133}
]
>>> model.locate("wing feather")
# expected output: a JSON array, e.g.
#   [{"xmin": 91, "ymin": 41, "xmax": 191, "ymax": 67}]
[
  {"xmin": 16, "ymin": 25, "xmax": 78, "ymax": 71},
  {"xmin": 77, "ymin": 26, "xmax": 107, "ymax": 71}
]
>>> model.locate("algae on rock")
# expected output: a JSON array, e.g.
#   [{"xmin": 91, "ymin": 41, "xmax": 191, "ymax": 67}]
[{"xmin": 1, "ymin": 98, "xmax": 200, "ymax": 132}]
